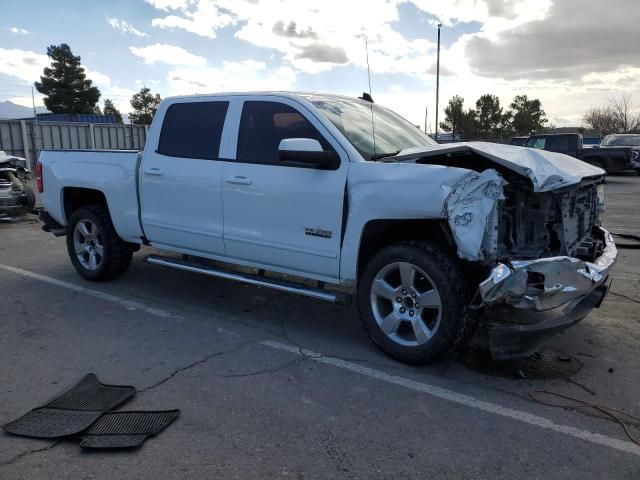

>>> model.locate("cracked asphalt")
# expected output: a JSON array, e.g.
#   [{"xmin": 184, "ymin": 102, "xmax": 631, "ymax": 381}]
[{"xmin": 1, "ymin": 175, "xmax": 640, "ymax": 479}]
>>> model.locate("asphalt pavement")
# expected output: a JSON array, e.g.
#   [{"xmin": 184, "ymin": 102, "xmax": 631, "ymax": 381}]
[{"xmin": 1, "ymin": 175, "xmax": 639, "ymax": 479}]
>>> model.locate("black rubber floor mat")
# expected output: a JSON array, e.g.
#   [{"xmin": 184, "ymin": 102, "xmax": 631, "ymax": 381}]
[
  {"xmin": 80, "ymin": 410, "xmax": 180, "ymax": 449},
  {"xmin": 3, "ymin": 374, "xmax": 135, "ymax": 438}
]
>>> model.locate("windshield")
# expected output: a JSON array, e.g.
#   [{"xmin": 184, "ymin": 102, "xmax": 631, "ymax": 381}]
[
  {"xmin": 524, "ymin": 137, "xmax": 546, "ymax": 149},
  {"xmin": 309, "ymin": 97, "xmax": 435, "ymax": 160},
  {"xmin": 601, "ymin": 135, "xmax": 640, "ymax": 147}
]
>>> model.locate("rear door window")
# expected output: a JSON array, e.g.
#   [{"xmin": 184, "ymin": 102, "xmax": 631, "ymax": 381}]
[
  {"xmin": 157, "ymin": 101, "xmax": 229, "ymax": 159},
  {"xmin": 236, "ymin": 101, "xmax": 333, "ymax": 165}
]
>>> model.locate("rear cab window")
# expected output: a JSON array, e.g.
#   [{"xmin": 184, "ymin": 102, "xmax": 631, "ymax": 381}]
[{"xmin": 158, "ymin": 101, "xmax": 229, "ymax": 159}]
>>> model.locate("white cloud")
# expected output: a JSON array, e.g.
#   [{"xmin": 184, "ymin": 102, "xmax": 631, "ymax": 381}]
[
  {"xmin": 100, "ymin": 86, "xmax": 136, "ymax": 113},
  {"xmin": 107, "ymin": 18, "xmax": 148, "ymax": 37},
  {"xmin": 146, "ymin": 0, "xmax": 436, "ymax": 72},
  {"xmin": 0, "ymin": 47, "xmax": 111, "ymax": 87},
  {"xmin": 9, "ymin": 95, "xmax": 45, "ymax": 108},
  {"xmin": 145, "ymin": 0, "xmax": 189, "ymax": 10},
  {"xmin": 167, "ymin": 59, "xmax": 297, "ymax": 95},
  {"xmin": 150, "ymin": 1, "xmax": 236, "ymax": 38},
  {"xmin": 84, "ymin": 68, "xmax": 111, "ymax": 88},
  {"xmin": 144, "ymin": 0, "xmax": 551, "ymax": 78},
  {"xmin": 130, "ymin": 44, "xmax": 207, "ymax": 66},
  {"xmin": 10, "ymin": 27, "xmax": 30, "ymax": 34},
  {"xmin": 0, "ymin": 48, "xmax": 48, "ymax": 83}
]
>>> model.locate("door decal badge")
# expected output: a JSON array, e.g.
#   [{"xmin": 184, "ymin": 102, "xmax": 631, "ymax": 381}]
[{"xmin": 305, "ymin": 227, "xmax": 333, "ymax": 239}]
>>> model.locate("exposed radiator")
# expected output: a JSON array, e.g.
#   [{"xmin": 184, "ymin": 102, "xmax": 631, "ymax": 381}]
[{"xmin": 560, "ymin": 183, "xmax": 598, "ymax": 255}]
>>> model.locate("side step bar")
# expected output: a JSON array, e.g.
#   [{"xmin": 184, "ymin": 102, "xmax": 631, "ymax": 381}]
[{"xmin": 144, "ymin": 254, "xmax": 352, "ymax": 305}]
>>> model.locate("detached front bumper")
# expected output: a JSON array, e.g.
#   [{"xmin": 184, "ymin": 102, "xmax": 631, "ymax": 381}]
[
  {"xmin": 0, "ymin": 187, "xmax": 26, "ymax": 215},
  {"xmin": 478, "ymin": 227, "xmax": 617, "ymax": 359}
]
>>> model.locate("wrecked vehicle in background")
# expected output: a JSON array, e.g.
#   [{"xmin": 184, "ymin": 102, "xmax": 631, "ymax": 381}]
[
  {"xmin": 36, "ymin": 92, "xmax": 616, "ymax": 363},
  {"xmin": 0, "ymin": 151, "xmax": 36, "ymax": 219}
]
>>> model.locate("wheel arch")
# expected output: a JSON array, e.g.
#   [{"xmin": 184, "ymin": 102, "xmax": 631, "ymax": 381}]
[
  {"xmin": 62, "ymin": 187, "xmax": 108, "ymax": 223},
  {"xmin": 356, "ymin": 219, "xmax": 455, "ymax": 284}
]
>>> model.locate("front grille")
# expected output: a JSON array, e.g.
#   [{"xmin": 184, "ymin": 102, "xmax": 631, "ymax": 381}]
[{"xmin": 560, "ymin": 183, "xmax": 598, "ymax": 255}]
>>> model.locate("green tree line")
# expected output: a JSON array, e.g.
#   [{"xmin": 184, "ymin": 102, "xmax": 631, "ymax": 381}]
[{"xmin": 439, "ymin": 94, "xmax": 549, "ymax": 140}]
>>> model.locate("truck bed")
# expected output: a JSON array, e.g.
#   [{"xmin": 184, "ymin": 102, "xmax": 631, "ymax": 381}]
[{"xmin": 39, "ymin": 150, "xmax": 144, "ymax": 243}]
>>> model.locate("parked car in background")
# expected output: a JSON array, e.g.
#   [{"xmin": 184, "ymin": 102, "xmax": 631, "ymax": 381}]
[
  {"xmin": 509, "ymin": 136, "xmax": 528, "ymax": 146},
  {"xmin": 37, "ymin": 92, "xmax": 615, "ymax": 363},
  {"xmin": 524, "ymin": 133, "xmax": 640, "ymax": 173},
  {"xmin": 600, "ymin": 133, "xmax": 640, "ymax": 148}
]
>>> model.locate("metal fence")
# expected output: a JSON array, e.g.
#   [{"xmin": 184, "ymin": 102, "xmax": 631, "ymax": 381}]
[{"xmin": 0, "ymin": 120, "xmax": 149, "ymax": 169}]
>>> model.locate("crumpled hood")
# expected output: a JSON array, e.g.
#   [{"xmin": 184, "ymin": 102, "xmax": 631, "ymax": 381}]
[
  {"xmin": 396, "ymin": 142, "xmax": 605, "ymax": 192},
  {"xmin": 0, "ymin": 150, "xmax": 28, "ymax": 170}
]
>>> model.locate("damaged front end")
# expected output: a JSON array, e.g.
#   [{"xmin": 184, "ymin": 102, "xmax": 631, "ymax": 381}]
[
  {"xmin": 396, "ymin": 143, "xmax": 617, "ymax": 359},
  {"xmin": 479, "ymin": 226, "xmax": 615, "ymax": 359},
  {"xmin": 0, "ymin": 151, "xmax": 35, "ymax": 219}
]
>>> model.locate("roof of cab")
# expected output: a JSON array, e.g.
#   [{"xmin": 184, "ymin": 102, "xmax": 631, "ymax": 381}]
[{"xmin": 163, "ymin": 91, "xmax": 370, "ymax": 104}]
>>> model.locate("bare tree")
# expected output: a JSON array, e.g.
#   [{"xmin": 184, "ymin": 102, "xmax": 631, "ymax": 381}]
[
  {"xmin": 583, "ymin": 106, "xmax": 619, "ymax": 135},
  {"xmin": 584, "ymin": 94, "xmax": 640, "ymax": 134},
  {"xmin": 610, "ymin": 94, "xmax": 640, "ymax": 133}
]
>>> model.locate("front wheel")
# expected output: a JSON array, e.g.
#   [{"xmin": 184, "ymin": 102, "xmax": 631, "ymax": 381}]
[
  {"xmin": 66, "ymin": 205, "xmax": 133, "ymax": 281},
  {"xmin": 358, "ymin": 242, "xmax": 472, "ymax": 364}
]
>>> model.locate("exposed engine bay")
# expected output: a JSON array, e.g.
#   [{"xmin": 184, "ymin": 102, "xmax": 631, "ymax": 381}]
[
  {"xmin": 498, "ymin": 178, "xmax": 602, "ymax": 262},
  {"xmin": 411, "ymin": 148, "xmax": 605, "ymax": 264}
]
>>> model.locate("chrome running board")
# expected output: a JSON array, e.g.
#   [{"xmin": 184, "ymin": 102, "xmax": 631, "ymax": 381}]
[{"xmin": 144, "ymin": 254, "xmax": 351, "ymax": 304}]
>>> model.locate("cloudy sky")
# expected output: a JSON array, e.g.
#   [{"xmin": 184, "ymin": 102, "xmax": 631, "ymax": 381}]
[{"xmin": 1, "ymin": 0, "xmax": 639, "ymax": 128}]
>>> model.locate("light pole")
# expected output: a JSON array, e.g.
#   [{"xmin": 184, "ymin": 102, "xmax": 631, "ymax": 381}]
[{"xmin": 434, "ymin": 23, "xmax": 442, "ymax": 142}]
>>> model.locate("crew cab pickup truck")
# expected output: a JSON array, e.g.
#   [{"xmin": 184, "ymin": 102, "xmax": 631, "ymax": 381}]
[
  {"xmin": 524, "ymin": 133, "xmax": 640, "ymax": 173},
  {"xmin": 38, "ymin": 92, "xmax": 617, "ymax": 363}
]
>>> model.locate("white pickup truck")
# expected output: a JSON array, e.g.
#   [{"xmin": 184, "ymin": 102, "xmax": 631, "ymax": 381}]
[{"xmin": 38, "ymin": 92, "xmax": 617, "ymax": 363}]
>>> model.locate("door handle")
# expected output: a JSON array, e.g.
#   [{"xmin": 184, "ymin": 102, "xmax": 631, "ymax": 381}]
[
  {"xmin": 225, "ymin": 176, "xmax": 252, "ymax": 185},
  {"xmin": 144, "ymin": 168, "xmax": 164, "ymax": 176}
]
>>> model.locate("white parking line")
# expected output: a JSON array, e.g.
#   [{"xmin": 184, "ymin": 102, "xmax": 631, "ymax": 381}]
[
  {"xmin": 259, "ymin": 340, "xmax": 640, "ymax": 458},
  {"xmin": 0, "ymin": 264, "xmax": 180, "ymax": 319}
]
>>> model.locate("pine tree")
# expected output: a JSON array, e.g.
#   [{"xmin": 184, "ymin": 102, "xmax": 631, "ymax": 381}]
[
  {"xmin": 103, "ymin": 99, "xmax": 123, "ymax": 123},
  {"xmin": 506, "ymin": 95, "xmax": 548, "ymax": 136},
  {"xmin": 439, "ymin": 95, "xmax": 465, "ymax": 139},
  {"xmin": 475, "ymin": 94, "xmax": 503, "ymax": 139},
  {"xmin": 35, "ymin": 44, "xmax": 101, "ymax": 114},
  {"xmin": 128, "ymin": 87, "xmax": 162, "ymax": 125}
]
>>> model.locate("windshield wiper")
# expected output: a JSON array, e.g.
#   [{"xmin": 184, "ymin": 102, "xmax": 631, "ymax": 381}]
[{"xmin": 369, "ymin": 150, "xmax": 400, "ymax": 161}]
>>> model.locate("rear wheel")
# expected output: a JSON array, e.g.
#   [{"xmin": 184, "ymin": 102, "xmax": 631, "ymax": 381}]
[
  {"xmin": 66, "ymin": 205, "xmax": 133, "ymax": 281},
  {"xmin": 358, "ymin": 242, "xmax": 471, "ymax": 364}
]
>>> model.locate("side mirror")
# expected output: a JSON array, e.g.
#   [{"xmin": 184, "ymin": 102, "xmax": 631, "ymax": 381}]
[{"xmin": 278, "ymin": 138, "xmax": 338, "ymax": 169}]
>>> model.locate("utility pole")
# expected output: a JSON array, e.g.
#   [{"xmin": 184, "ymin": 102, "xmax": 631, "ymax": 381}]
[{"xmin": 434, "ymin": 23, "xmax": 442, "ymax": 142}]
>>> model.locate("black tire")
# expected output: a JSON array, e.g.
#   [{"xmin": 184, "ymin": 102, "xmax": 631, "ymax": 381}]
[
  {"xmin": 358, "ymin": 241, "xmax": 472, "ymax": 364},
  {"xmin": 66, "ymin": 205, "xmax": 133, "ymax": 281}
]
